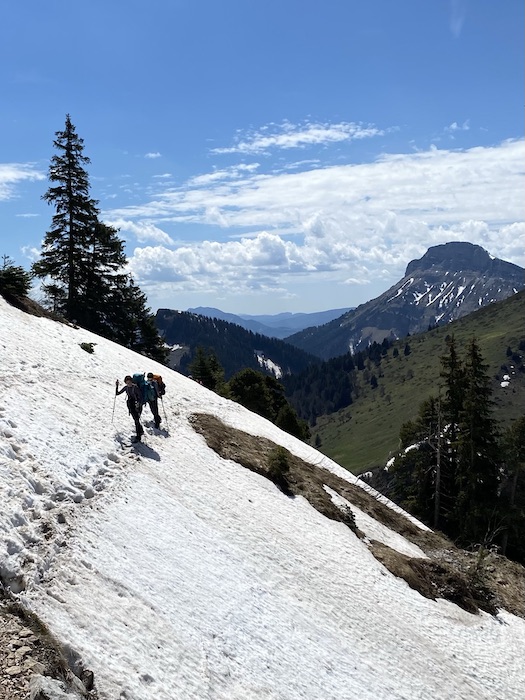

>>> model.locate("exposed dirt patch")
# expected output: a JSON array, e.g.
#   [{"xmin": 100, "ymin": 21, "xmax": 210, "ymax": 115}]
[
  {"xmin": 370, "ymin": 541, "xmax": 496, "ymax": 614},
  {"xmin": 191, "ymin": 412, "xmax": 525, "ymax": 618},
  {"xmin": 0, "ymin": 294, "xmax": 59, "ymax": 319}
]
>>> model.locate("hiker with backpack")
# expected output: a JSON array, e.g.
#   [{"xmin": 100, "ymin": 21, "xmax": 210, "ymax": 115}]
[
  {"xmin": 116, "ymin": 376, "xmax": 144, "ymax": 443},
  {"xmin": 145, "ymin": 372, "xmax": 163, "ymax": 429}
]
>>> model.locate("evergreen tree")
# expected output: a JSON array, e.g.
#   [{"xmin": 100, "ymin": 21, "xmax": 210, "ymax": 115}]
[
  {"xmin": 189, "ymin": 346, "xmax": 216, "ymax": 389},
  {"xmin": 391, "ymin": 337, "xmax": 503, "ymax": 543},
  {"xmin": 33, "ymin": 115, "xmax": 99, "ymax": 320},
  {"xmin": 206, "ymin": 351, "xmax": 226, "ymax": 393},
  {"xmin": 227, "ymin": 368, "xmax": 274, "ymax": 419},
  {"xmin": 500, "ymin": 416, "xmax": 525, "ymax": 560},
  {"xmin": 110, "ymin": 278, "xmax": 168, "ymax": 363},
  {"xmin": 275, "ymin": 403, "xmax": 309, "ymax": 440},
  {"xmin": 33, "ymin": 115, "xmax": 167, "ymax": 362},
  {"xmin": 439, "ymin": 335, "xmax": 464, "ymax": 534},
  {"xmin": 390, "ymin": 396, "xmax": 440, "ymax": 524},
  {"xmin": 454, "ymin": 338, "xmax": 500, "ymax": 544},
  {"xmin": 0, "ymin": 256, "xmax": 32, "ymax": 299}
]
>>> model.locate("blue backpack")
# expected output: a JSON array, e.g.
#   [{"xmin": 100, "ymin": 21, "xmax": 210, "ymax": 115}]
[{"xmin": 132, "ymin": 373, "xmax": 148, "ymax": 404}]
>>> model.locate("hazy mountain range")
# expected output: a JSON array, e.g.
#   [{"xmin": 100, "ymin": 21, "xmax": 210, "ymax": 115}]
[{"xmin": 186, "ymin": 306, "xmax": 353, "ymax": 339}]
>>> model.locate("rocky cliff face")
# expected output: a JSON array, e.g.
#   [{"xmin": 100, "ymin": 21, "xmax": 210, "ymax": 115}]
[{"xmin": 287, "ymin": 242, "xmax": 525, "ymax": 360}]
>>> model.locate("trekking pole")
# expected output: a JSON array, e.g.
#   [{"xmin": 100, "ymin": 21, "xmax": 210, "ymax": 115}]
[
  {"xmin": 160, "ymin": 396, "xmax": 169, "ymax": 430},
  {"xmin": 112, "ymin": 380, "xmax": 118, "ymax": 423}
]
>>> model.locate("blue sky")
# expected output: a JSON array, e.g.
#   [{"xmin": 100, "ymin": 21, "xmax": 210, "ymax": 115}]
[{"xmin": 1, "ymin": 0, "xmax": 523, "ymax": 315}]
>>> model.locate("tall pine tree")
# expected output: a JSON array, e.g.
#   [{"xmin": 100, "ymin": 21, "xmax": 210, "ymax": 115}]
[
  {"xmin": 390, "ymin": 396, "xmax": 441, "ymax": 525},
  {"xmin": 500, "ymin": 416, "xmax": 525, "ymax": 560},
  {"xmin": 33, "ymin": 114, "xmax": 98, "ymax": 320},
  {"xmin": 439, "ymin": 335, "xmax": 465, "ymax": 535},
  {"xmin": 33, "ymin": 115, "xmax": 168, "ymax": 363},
  {"xmin": 454, "ymin": 338, "xmax": 500, "ymax": 544}
]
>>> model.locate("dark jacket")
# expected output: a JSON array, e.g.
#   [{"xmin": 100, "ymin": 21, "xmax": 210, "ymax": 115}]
[{"xmin": 116, "ymin": 383, "xmax": 142, "ymax": 413}]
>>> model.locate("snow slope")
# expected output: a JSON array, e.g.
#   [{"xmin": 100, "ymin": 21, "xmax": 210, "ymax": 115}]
[{"xmin": 1, "ymin": 296, "xmax": 524, "ymax": 700}]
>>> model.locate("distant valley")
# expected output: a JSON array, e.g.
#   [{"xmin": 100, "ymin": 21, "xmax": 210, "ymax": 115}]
[
  {"xmin": 186, "ymin": 306, "xmax": 353, "ymax": 339},
  {"xmin": 155, "ymin": 241, "xmax": 525, "ymax": 476}
]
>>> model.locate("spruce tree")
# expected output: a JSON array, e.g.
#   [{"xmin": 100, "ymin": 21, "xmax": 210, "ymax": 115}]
[
  {"xmin": 33, "ymin": 115, "xmax": 168, "ymax": 363},
  {"xmin": 0, "ymin": 256, "xmax": 32, "ymax": 299},
  {"xmin": 33, "ymin": 114, "xmax": 99, "ymax": 320},
  {"xmin": 227, "ymin": 368, "xmax": 274, "ymax": 419},
  {"xmin": 500, "ymin": 416, "xmax": 525, "ymax": 560},
  {"xmin": 109, "ymin": 277, "xmax": 168, "ymax": 363},
  {"xmin": 189, "ymin": 346, "xmax": 216, "ymax": 388},
  {"xmin": 390, "ymin": 396, "xmax": 440, "ymax": 525},
  {"xmin": 454, "ymin": 338, "xmax": 500, "ymax": 544},
  {"xmin": 80, "ymin": 221, "xmax": 128, "ymax": 334},
  {"xmin": 439, "ymin": 335, "xmax": 464, "ymax": 534}
]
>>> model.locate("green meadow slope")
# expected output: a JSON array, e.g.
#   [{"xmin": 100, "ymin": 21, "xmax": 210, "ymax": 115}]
[{"xmin": 314, "ymin": 290, "xmax": 525, "ymax": 474}]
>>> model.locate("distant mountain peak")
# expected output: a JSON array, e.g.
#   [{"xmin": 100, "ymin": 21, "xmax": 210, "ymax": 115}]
[
  {"xmin": 405, "ymin": 241, "xmax": 518, "ymax": 276},
  {"xmin": 287, "ymin": 241, "xmax": 525, "ymax": 360}
]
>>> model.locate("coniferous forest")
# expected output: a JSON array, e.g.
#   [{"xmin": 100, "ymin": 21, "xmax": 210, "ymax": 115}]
[
  {"xmin": 363, "ymin": 333, "xmax": 525, "ymax": 564},
  {"xmin": 156, "ymin": 308, "xmax": 320, "ymax": 379}
]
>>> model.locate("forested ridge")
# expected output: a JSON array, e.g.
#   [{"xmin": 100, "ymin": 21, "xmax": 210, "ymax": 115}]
[
  {"xmin": 283, "ymin": 338, "xmax": 395, "ymax": 424},
  {"xmin": 156, "ymin": 308, "xmax": 320, "ymax": 379}
]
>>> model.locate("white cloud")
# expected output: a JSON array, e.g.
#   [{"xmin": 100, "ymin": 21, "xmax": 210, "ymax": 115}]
[
  {"xmin": 187, "ymin": 163, "xmax": 260, "ymax": 187},
  {"xmin": 445, "ymin": 120, "xmax": 470, "ymax": 134},
  {"xmin": 144, "ymin": 152, "xmax": 161, "ymax": 159},
  {"xmin": 109, "ymin": 138, "xmax": 525, "ymax": 305},
  {"xmin": 21, "ymin": 245, "xmax": 41, "ymax": 262},
  {"xmin": 0, "ymin": 163, "xmax": 45, "ymax": 200},
  {"xmin": 211, "ymin": 120, "xmax": 384, "ymax": 155},
  {"xmin": 108, "ymin": 218, "xmax": 175, "ymax": 245}
]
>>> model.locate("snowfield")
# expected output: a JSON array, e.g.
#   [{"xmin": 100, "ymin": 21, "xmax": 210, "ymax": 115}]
[{"xmin": 1, "ymin": 295, "xmax": 524, "ymax": 700}]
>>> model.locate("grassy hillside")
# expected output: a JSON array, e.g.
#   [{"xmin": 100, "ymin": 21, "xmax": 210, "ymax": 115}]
[{"xmin": 314, "ymin": 290, "xmax": 525, "ymax": 474}]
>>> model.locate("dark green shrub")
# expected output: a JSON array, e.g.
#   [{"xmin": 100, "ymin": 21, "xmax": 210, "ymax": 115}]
[{"xmin": 267, "ymin": 446, "xmax": 291, "ymax": 490}]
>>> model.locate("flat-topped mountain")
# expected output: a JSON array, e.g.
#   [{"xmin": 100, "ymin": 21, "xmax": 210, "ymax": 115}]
[{"xmin": 287, "ymin": 242, "xmax": 525, "ymax": 360}]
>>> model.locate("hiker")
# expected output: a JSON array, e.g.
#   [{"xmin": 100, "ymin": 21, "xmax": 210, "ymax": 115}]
[
  {"xmin": 116, "ymin": 376, "xmax": 144, "ymax": 442},
  {"xmin": 145, "ymin": 372, "xmax": 162, "ymax": 429}
]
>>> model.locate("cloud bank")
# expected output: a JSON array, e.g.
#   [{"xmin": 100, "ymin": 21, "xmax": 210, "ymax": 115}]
[{"xmin": 105, "ymin": 137, "xmax": 524, "ymax": 308}]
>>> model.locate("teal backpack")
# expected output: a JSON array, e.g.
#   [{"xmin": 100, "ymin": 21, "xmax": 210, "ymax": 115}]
[
  {"xmin": 132, "ymin": 373, "xmax": 148, "ymax": 404},
  {"xmin": 144, "ymin": 379, "xmax": 157, "ymax": 402}
]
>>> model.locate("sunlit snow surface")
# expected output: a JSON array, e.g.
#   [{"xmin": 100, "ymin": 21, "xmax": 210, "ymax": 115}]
[{"xmin": 1, "ymin": 297, "xmax": 524, "ymax": 700}]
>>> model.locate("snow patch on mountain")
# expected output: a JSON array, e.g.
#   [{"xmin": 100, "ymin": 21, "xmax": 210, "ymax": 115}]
[{"xmin": 255, "ymin": 352, "xmax": 283, "ymax": 378}]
